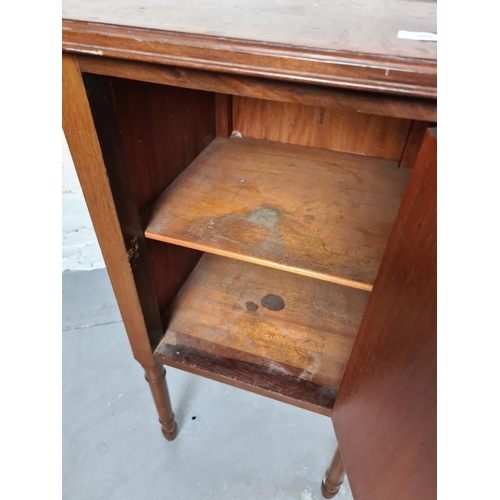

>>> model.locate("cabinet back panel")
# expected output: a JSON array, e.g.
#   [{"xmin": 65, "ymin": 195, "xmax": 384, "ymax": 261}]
[{"xmin": 233, "ymin": 96, "xmax": 411, "ymax": 161}]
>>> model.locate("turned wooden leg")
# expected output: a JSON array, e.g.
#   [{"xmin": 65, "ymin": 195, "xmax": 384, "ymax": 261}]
[
  {"xmin": 321, "ymin": 447, "xmax": 346, "ymax": 499},
  {"xmin": 144, "ymin": 364, "xmax": 178, "ymax": 441}
]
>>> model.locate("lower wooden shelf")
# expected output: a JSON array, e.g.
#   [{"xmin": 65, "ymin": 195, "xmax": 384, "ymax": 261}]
[{"xmin": 153, "ymin": 253, "xmax": 370, "ymax": 415}]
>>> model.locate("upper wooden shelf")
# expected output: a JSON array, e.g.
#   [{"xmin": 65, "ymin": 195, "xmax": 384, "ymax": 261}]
[
  {"xmin": 144, "ymin": 137, "xmax": 410, "ymax": 291},
  {"xmin": 154, "ymin": 253, "xmax": 370, "ymax": 415}
]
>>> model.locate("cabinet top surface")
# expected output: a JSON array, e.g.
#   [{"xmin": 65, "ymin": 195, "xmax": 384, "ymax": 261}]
[{"xmin": 62, "ymin": 0, "xmax": 436, "ymax": 61}]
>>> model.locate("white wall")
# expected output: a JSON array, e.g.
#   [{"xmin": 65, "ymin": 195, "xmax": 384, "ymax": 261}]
[{"xmin": 62, "ymin": 132, "xmax": 105, "ymax": 271}]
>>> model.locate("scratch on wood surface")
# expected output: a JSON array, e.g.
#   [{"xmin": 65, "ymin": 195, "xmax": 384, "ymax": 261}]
[{"xmin": 70, "ymin": 48, "xmax": 104, "ymax": 56}]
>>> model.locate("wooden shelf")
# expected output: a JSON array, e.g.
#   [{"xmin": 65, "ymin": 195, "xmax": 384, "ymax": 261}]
[
  {"xmin": 153, "ymin": 254, "xmax": 370, "ymax": 415},
  {"xmin": 144, "ymin": 137, "xmax": 410, "ymax": 291}
]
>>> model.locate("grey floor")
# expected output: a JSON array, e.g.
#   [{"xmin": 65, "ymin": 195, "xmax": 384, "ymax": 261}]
[{"xmin": 62, "ymin": 268, "xmax": 353, "ymax": 500}]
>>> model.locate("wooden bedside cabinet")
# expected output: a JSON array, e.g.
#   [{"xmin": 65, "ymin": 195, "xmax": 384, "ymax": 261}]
[{"xmin": 62, "ymin": 2, "xmax": 436, "ymax": 498}]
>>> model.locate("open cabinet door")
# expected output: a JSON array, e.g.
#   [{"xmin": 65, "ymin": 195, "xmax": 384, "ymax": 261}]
[{"xmin": 332, "ymin": 129, "xmax": 437, "ymax": 500}]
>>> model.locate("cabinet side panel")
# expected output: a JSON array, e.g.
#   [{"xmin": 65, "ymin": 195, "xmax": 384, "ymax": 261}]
[
  {"xmin": 110, "ymin": 79, "xmax": 216, "ymax": 215},
  {"xmin": 110, "ymin": 78, "xmax": 216, "ymax": 319},
  {"xmin": 82, "ymin": 73, "xmax": 165, "ymax": 348},
  {"xmin": 332, "ymin": 130, "xmax": 437, "ymax": 499},
  {"xmin": 399, "ymin": 120, "xmax": 431, "ymax": 169},
  {"xmin": 233, "ymin": 96, "xmax": 410, "ymax": 160},
  {"xmin": 62, "ymin": 55, "xmax": 154, "ymax": 365}
]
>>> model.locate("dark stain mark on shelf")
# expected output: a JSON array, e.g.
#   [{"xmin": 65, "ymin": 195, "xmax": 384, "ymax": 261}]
[
  {"xmin": 261, "ymin": 294, "xmax": 285, "ymax": 311},
  {"xmin": 245, "ymin": 301, "xmax": 259, "ymax": 311}
]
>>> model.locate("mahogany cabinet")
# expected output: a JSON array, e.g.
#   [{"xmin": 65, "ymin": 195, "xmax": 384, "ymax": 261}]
[{"xmin": 62, "ymin": 2, "xmax": 436, "ymax": 498}]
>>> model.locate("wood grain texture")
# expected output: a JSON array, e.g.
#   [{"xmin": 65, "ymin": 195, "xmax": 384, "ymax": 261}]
[
  {"xmin": 110, "ymin": 77, "xmax": 216, "ymax": 215},
  {"xmin": 62, "ymin": 0, "xmax": 436, "ymax": 61},
  {"xmin": 62, "ymin": 19, "xmax": 437, "ymax": 98},
  {"xmin": 215, "ymin": 93, "xmax": 233, "ymax": 138},
  {"xmin": 154, "ymin": 254, "xmax": 370, "ymax": 415},
  {"xmin": 77, "ymin": 56, "xmax": 437, "ymax": 122},
  {"xmin": 144, "ymin": 364, "xmax": 178, "ymax": 440},
  {"xmin": 321, "ymin": 448, "xmax": 346, "ymax": 499},
  {"xmin": 144, "ymin": 137, "xmax": 410, "ymax": 291},
  {"xmin": 62, "ymin": 54, "xmax": 153, "ymax": 366},
  {"xmin": 332, "ymin": 129, "xmax": 437, "ymax": 499},
  {"xmin": 399, "ymin": 120, "xmax": 431, "ymax": 169},
  {"xmin": 109, "ymin": 77, "xmax": 215, "ymax": 317},
  {"xmin": 144, "ymin": 240, "xmax": 202, "ymax": 328},
  {"xmin": 233, "ymin": 97, "xmax": 411, "ymax": 160},
  {"xmin": 82, "ymin": 72, "xmax": 165, "ymax": 347}
]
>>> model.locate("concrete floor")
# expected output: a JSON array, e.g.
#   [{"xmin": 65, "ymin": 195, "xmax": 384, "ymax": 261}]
[
  {"xmin": 62, "ymin": 132, "xmax": 105, "ymax": 271},
  {"xmin": 62, "ymin": 268, "xmax": 353, "ymax": 500}
]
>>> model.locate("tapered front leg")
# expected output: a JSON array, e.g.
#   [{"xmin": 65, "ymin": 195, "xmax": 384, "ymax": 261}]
[
  {"xmin": 321, "ymin": 447, "xmax": 346, "ymax": 498},
  {"xmin": 144, "ymin": 364, "xmax": 178, "ymax": 441}
]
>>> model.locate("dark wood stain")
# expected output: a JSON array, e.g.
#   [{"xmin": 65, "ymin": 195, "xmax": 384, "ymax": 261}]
[
  {"xmin": 245, "ymin": 301, "xmax": 259, "ymax": 311},
  {"xmin": 319, "ymin": 107, "xmax": 326, "ymax": 125},
  {"xmin": 154, "ymin": 341, "xmax": 337, "ymax": 415},
  {"xmin": 261, "ymin": 294, "xmax": 285, "ymax": 311}
]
